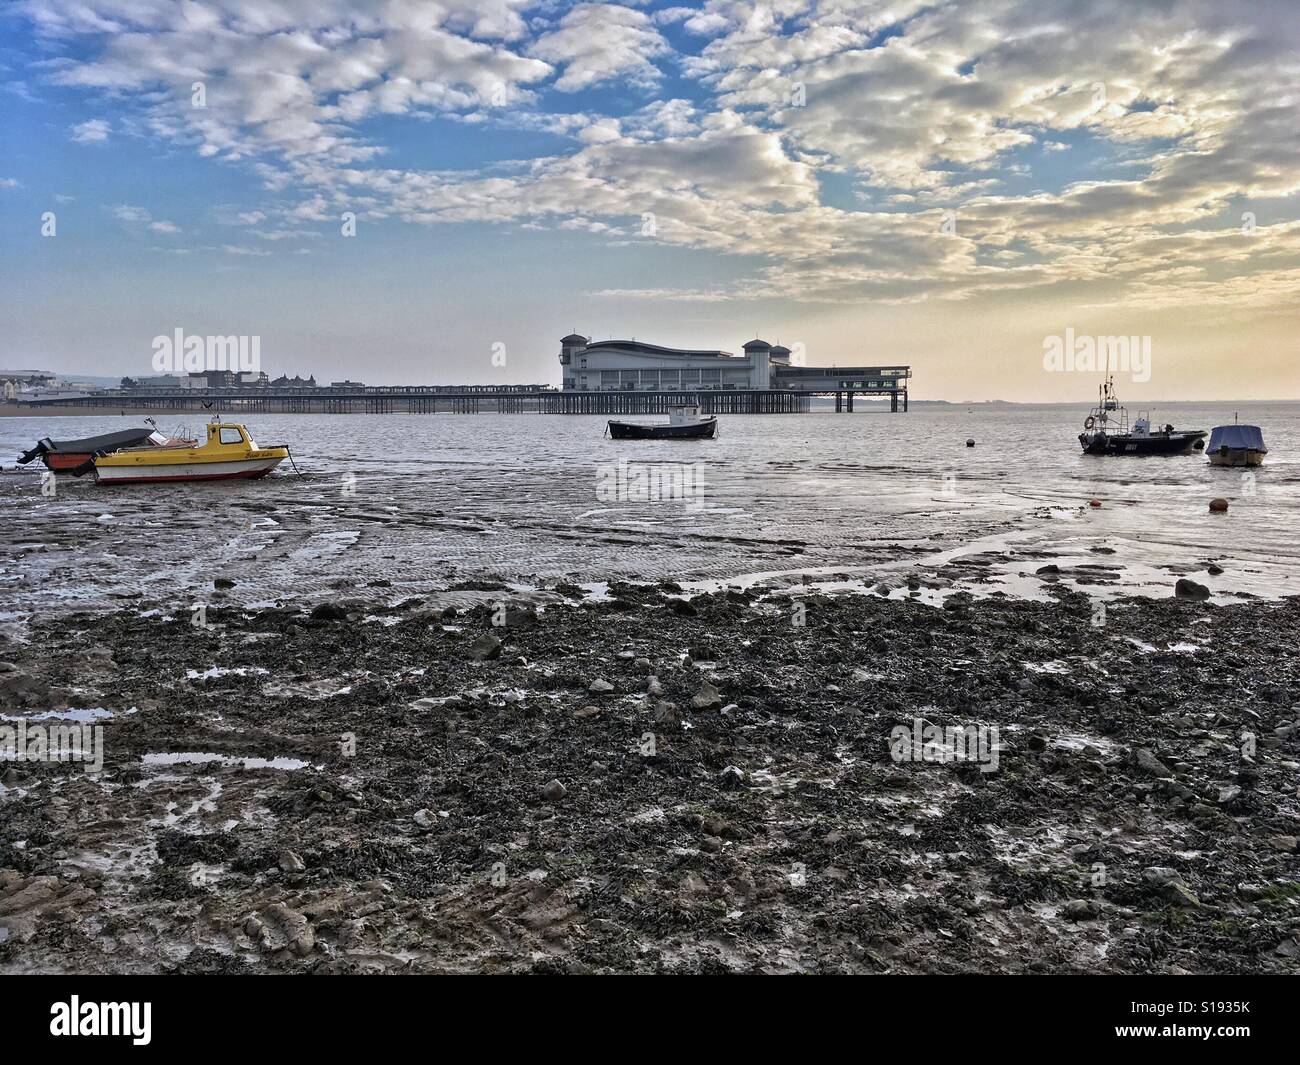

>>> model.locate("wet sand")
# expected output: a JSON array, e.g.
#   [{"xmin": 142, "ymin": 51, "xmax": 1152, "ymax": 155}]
[{"xmin": 2, "ymin": 583, "xmax": 1298, "ymax": 973}]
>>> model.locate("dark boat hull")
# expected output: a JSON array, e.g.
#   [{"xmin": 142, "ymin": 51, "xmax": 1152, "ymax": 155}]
[
  {"xmin": 18, "ymin": 428, "xmax": 159, "ymax": 475},
  {"xmin": 1079, "ymin": 431, "xmax": 1206, "ymax": 455},
  {"xmin": 608, "ymin": 419, "xmax": 717, "ymax": 440}
]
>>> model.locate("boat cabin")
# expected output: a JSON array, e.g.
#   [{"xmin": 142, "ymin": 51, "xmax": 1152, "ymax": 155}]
[
  {"xmin": 207, "ymin": 423, "xmax": 256, "ymax": 448},
  {"xmin": 668, "ymin": 404, "xmax": 705, "ymax": 426}
]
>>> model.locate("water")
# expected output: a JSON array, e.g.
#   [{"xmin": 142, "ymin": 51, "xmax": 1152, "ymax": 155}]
[{"xmin": 2, "ymin": 403, "xmax": 1298, "ymax": 617}]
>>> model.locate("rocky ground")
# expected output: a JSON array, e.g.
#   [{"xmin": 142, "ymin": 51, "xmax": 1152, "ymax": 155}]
[{"xmin": 1, "ymin": 580, "xmax": 1298, "ymax": 974}]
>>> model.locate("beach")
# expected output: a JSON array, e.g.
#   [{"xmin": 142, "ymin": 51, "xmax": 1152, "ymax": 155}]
[
  {"xmin": 2, "ymin": 582, "xmax": 1298, "ymax": 973},
  {"xmin": 2, "ymin": 408, "xmax": 1299, "ymax": 973}
]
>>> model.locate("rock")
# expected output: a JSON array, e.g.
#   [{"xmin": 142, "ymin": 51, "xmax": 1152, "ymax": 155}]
[
  {"xmin": 1142, "ymin": 866, "xmax": 1178, "ymax": 885},
  {"xmin": 667, "ymin": 598, "xmax": 698, "ymax": 617},
  {"xmin": 1268, "ymin": 835, "xmax": 1298, "ymax": 853},
  {"xmin": 278, "ymin": 850, "xmax": 305, "ymax": 873},
  {"xmin": 906, "ymin": 576, "xmax": 921, "ymax": 591},
  {"xmin": 213, "ymin": 577, "xmax": 236, "ymax": 590},
  {"xmin": 1036, "ymin": 564, "xmax": 1061, "ymax": 575},
  {"xmin": 691, "ymin": 680, "xmax": 723, "ymax": 710},
  {"xmin": 1209, "ymin": 498, "xmax": 1229, "ymax": 513},
  {"xmin": 1207, "ymin": 563, "xmax": 1225, "ymax": 576},
  {"xmin": 653, "ymin": 701, "xmax": 681, "ymax": 726},
  {"xmin": 1163, "ymin": 880, "xmax": 1200, "ymax": 908},
  {"xmin": 646, "ymin": 676, "xmax": 662, "ymax": 696},
  {"xmin": 1063, "ymin": 899, "xmax": 1099, "ymax": 920},
  {"xmin": 1, "ymin": 768, "xmax": 19, "ymax": 788},
  {"xmin": 1175, "ymin": 578, "xmax": 1211, "ymax": 601},
  {"xmin": 1217, "ymin": 785, "xmax": 1242, "ymax": 805},
  {"xmin": 589, "ymin": 678, "xmax": 614, "ymax": 694},
  {"xmin": 540, "ymin": 779, "xmax": 567, "ymax": 802},
  {"xmin": 413, "ymin": 809, "xmax": 435, "ymax": 828},
  {"xmin": 719, "ymin": 765, "xmax": 746, "ymax": 789},
  {"xmin": 1133, "ymin": 748, "xmax": 1173, "ymax": 777},
  {"xmin": 467, "ymin": 634, "xmax": 502, "ymax": 660},
  {"xmin": 310, "ymin": 602, "xmax": 350, "ymax": 621}
]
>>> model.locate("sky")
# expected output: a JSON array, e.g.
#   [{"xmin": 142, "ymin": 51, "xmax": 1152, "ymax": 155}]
[{"xmin": 1, "ymin": 0, "xmax": 1297, "ymax": 401}]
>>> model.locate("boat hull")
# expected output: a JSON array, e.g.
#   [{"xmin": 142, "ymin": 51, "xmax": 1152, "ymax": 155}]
[
  {"xmin": 1208, "ymin": 449, "xmax": 1265, "ymax": 467},
  {"xmin": 18, "ymin": 428, "xmax": 159, "ymax": 474},
  {"xmin": 94, "ymin": 457, "xmax": 284, "ymax": 484},
  {"xmin": 1079, "ymin": 431, "xmax": 1206, "ymax": 456},
  {"xmin": 608, "ymin": 419, "xmax": 717, "ymax": 440},
  {"xmin": 44, "ymin": 452, "xmax": 96, "ymax": 476}
]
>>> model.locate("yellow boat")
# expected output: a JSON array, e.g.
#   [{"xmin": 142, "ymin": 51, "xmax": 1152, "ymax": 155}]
[{"xmin": 94, "ymin": 421, "xmax": 289, "ymax": 484}]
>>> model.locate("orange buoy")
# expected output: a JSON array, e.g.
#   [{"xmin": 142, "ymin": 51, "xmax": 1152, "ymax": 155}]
[
  {"xmin": 1209, "ymin": 498, "xmax": 1229, "ymax": 513},
  {"xmin": 1089, "ymin": 499, "xmax": 1102, "ymax": 508}
]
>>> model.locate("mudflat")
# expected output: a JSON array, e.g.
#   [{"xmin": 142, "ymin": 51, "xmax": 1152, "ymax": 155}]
[{"xmin": 2, "ymin": 584, "xmax": 1297, "ymax": 973}]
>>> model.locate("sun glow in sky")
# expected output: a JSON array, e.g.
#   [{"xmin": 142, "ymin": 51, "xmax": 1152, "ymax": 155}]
[{"xmin": 2, "ymin": 0, "xmax": 1298, "ymax": 400}]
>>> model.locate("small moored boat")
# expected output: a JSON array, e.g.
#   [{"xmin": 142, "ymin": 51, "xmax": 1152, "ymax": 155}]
[
  {"xmin": 18, "ymin": 427, "xmax": 168, "ymax": 476},
  {"xmin": 1206, "ymin": 422, "xmax": 1267, "ymax": 467},
  {"xmin": 607, "ymin": 404, "xmax": 718, "ymax": 440},
  {"xmin": 1078, "ymin": 377, "xmax": 1206, "ymax": 456},
  {"xmin": 94, "ymin": 420, "xmax": 289, "ymax": 484}
]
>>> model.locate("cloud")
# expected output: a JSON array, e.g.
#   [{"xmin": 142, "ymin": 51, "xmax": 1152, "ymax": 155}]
[
  {"xmin": 529, "ymin": 4, "xmax": 672, "ymax": 92},
  {"xmin": 15, "ymin": 0, "xmax": 1300, "ymax": 314},
  {"xmin": 69, "ymin": 117, "xmax": 110, "ymax": 142}
]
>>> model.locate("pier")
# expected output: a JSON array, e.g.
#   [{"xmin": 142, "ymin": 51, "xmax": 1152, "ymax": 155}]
[{"xmin": 15, "ymin": 380, "xmax": 907, "ymax": 415}]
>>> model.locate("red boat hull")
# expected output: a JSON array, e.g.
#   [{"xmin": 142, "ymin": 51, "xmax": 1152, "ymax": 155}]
[{"xmin": 44, "ymin": 452, "xmax": 95, "ymax": 475}]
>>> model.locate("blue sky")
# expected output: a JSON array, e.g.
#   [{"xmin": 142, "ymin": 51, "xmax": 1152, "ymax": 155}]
[{"xmin": 2, "ymin": 0, "xmax": 1298, "ymax": 399}]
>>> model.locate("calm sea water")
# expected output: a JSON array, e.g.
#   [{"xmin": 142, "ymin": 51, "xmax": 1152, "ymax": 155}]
[{"xmin": 2, "ymin": 402, "xmax": 1298, "ymax": 616}]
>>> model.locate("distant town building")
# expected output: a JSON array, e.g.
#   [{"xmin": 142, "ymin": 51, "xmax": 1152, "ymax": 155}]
[
  {"xmin": 558, "ymin": 335, "xmax": 909, "ymax": 393},
  {"xmin": 271, "ymin": 374, "xmax": 317, "ymax": 388},
  {"xmin": 0, "ymin": 369, "xmax": 57, "ymax": 393},
  {"xmin": 329, "ymin": 380, "xmax": 365, "ymax": 389}
]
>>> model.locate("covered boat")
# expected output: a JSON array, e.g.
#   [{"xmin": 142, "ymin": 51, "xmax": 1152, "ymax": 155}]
[
  {"xmin": 17, "ymin": 427, "xmax": 165, "ymax": 476},
  {"xmin": 607, "ymin": 404, "xmax": 718, "ymax": 440},
  {"xmin": 94, "ymin": 420, "xmax": 288, "ymax": 484},
  {"xmin": 1078, "ymin": 377, "xmax": 1206, "ymax": 456},
  {"xmin": 1206, "ymin": 423, "xmax": 1267, "ymax": 467}
]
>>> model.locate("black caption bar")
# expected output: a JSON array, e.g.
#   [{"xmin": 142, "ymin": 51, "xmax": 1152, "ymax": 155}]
[{"xmin": 0, "ymin": 974, "xmax": 1289, "ymax": 1051}]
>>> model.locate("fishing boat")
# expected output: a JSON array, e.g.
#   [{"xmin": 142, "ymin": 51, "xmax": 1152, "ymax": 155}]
[
  {"xmin": 93, "ymin": 420, "xmax": 289, "ymax": 484},
  {"xmin": 1206, "ymin": 422, "xmax": 1267, "ymax": 466},
  {"xmin": 17, "ymin": 426, "xmax": 168, "ymax": 476},
  {"xmin": 607, "ymin": 404, "xmax": 718, "ymax": 440},
  {"xmin": 1078, "ymin": 377, "xmax": 1206, "ymax": 456}
]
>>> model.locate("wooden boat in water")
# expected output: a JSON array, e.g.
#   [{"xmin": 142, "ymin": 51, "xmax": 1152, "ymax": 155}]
[
  {"xmin": 94, "ymin": 420, "xmax": 289, "ymax": 484},
  {"xmin": 1078, "ymin": 377, "xmax": 1205, "ymax": 456},
  {"xmin": 1207, "ymin": 423, "xmax": 1267, "ymax": 467},
  {"xmin": 607, "ymin": 404, "xmax": 718, "ymax": 440},
  {"xmin": 17, "ymin": 427, "xmax": 167, "ymax": 476}
]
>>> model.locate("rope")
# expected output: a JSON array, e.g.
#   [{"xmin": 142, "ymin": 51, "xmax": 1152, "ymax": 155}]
[{"xmin": 283, "ymin": 446, "xmax": 304, "ymax": 476}]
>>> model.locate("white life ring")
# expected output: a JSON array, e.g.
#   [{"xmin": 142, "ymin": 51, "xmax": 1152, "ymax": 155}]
[{"xmin": 1084, "ymin": 415, "xmax": 1096, "ymax": 430}]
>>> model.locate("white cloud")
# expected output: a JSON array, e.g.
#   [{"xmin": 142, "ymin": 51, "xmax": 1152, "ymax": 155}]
[
  {"xmin": 69, "ymin": 117, "xmax": 110, "ymax": 142},
  {"xmin": 529, "ymin": 4, "xmax": 672, "ymax": 92}
]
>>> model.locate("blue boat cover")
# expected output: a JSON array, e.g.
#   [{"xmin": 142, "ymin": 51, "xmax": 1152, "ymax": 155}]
[{"xmin": 1207, "ymin": 424, "xmax": 1266, "ymax": 451}]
